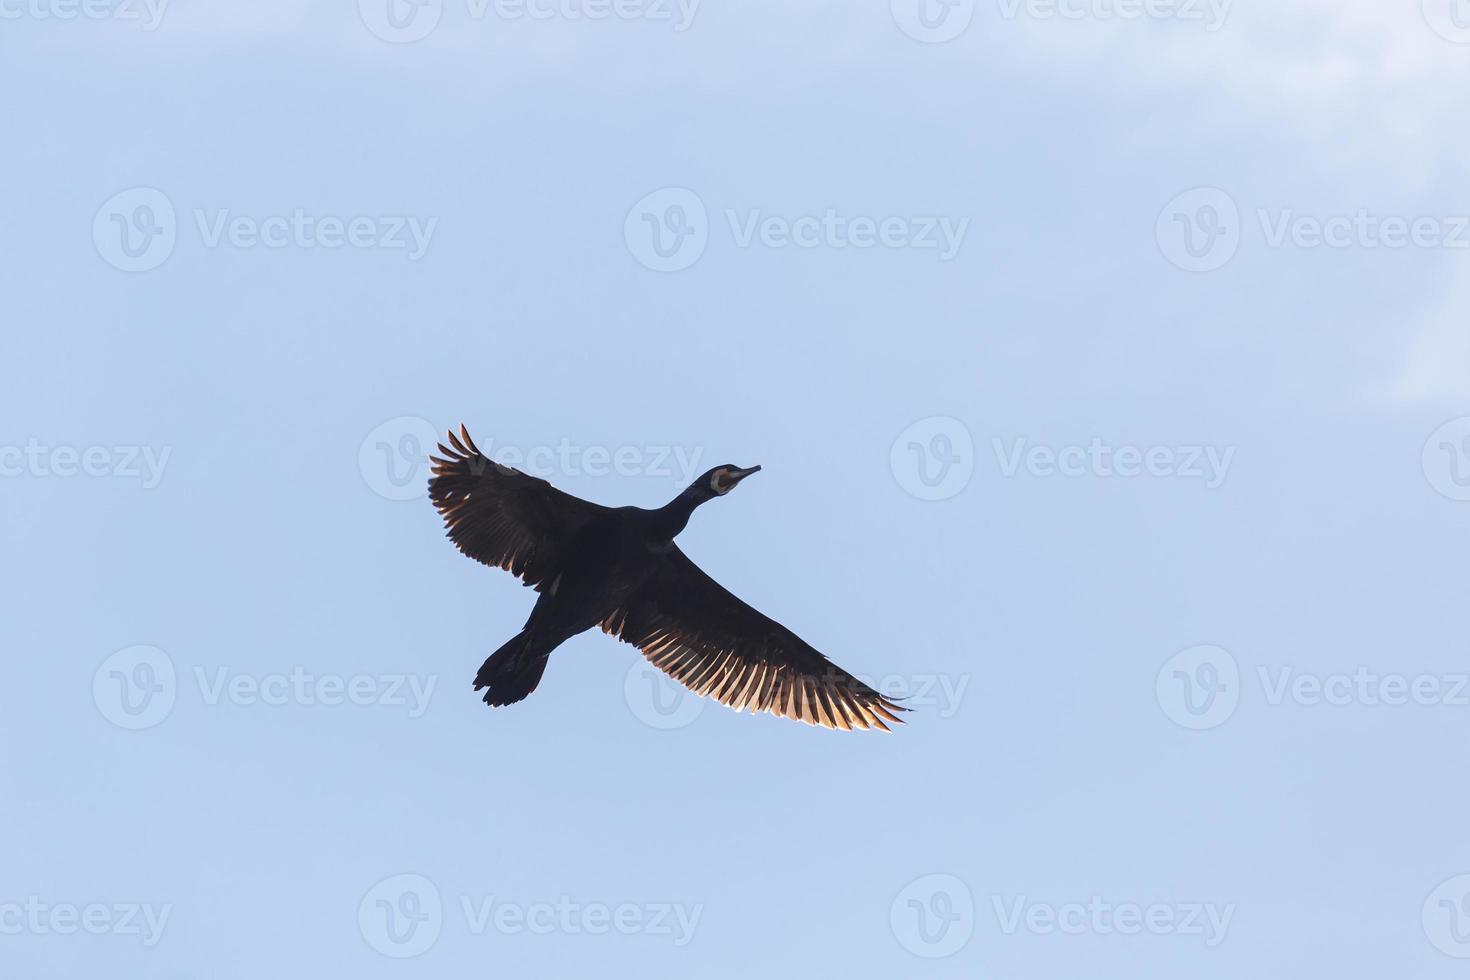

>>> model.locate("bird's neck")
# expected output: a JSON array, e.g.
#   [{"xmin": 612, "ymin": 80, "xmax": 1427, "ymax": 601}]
[{"xmin": 649, "ymin": 485, "xmax": 708, "ymax": 540}]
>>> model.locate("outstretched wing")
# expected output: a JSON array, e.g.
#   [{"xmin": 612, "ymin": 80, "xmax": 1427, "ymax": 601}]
[
  {"xmin": 602, "ymin": 548, "xmax": 906, "ymax": 731},
  {"xmin": 428, "ymin": 425, "xmax": 612, "ymax": 590}
]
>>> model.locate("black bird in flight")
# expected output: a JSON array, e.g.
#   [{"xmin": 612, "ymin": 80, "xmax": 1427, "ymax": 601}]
[{"xmin": 428, "ymin": 426, "xmax": 905, "ymax": 731}]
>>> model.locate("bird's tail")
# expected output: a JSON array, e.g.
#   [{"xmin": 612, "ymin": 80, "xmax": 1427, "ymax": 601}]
[{"xmin": 473, "ymin": 629, "xmax": 551, "ymax": 707}]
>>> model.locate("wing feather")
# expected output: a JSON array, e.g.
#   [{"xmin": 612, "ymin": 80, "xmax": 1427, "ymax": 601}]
[
  {"xmin": 602, "ymin": 547, "xmax": 906, "ymax": 732},
  {"xmin": 428, "ymin": 425, "xmax": 612, "ymax": 590}
]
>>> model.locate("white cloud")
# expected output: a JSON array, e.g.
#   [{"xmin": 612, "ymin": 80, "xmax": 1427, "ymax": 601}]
[
  {"xmin": 99, "ymin": 0, "xmax": 1470, "ymax": 404},
  {"xmin": 98, "ymin": 0, "xmax": 1470, "ymax": 144},
  {"xmin": 993, "ymin": 0, "xmax": 1470, "ymax": 166}
]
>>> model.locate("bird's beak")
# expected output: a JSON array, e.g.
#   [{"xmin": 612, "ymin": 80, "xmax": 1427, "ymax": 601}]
[{"xmin": 730, "ymin": 465, "xmax": 761, "ymax": 484}]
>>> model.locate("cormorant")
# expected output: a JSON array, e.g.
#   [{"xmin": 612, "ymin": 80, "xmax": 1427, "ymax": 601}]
[{"xmin": 428, "ymin": 426, "xmax": 906, "ymax": 731}]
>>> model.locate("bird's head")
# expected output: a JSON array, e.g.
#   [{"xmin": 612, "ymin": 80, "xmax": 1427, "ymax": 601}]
[{"xmin": 695, "ymin": 464, "xmax": 761, "ymax": 499}]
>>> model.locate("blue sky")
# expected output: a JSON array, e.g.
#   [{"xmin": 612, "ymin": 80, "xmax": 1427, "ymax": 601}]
[{"xmin": 4, "ymin": 1, "xmax": 1470, "ymax": 977}]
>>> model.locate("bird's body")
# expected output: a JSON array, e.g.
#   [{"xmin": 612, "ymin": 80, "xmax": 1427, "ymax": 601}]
[
  {"xmin": 429, "ymin": 426, "xmax": 904, "ymax": 731},
  {"xmin": 490, "ymin": 511, "xmax": 661, "ymax": 701}
]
